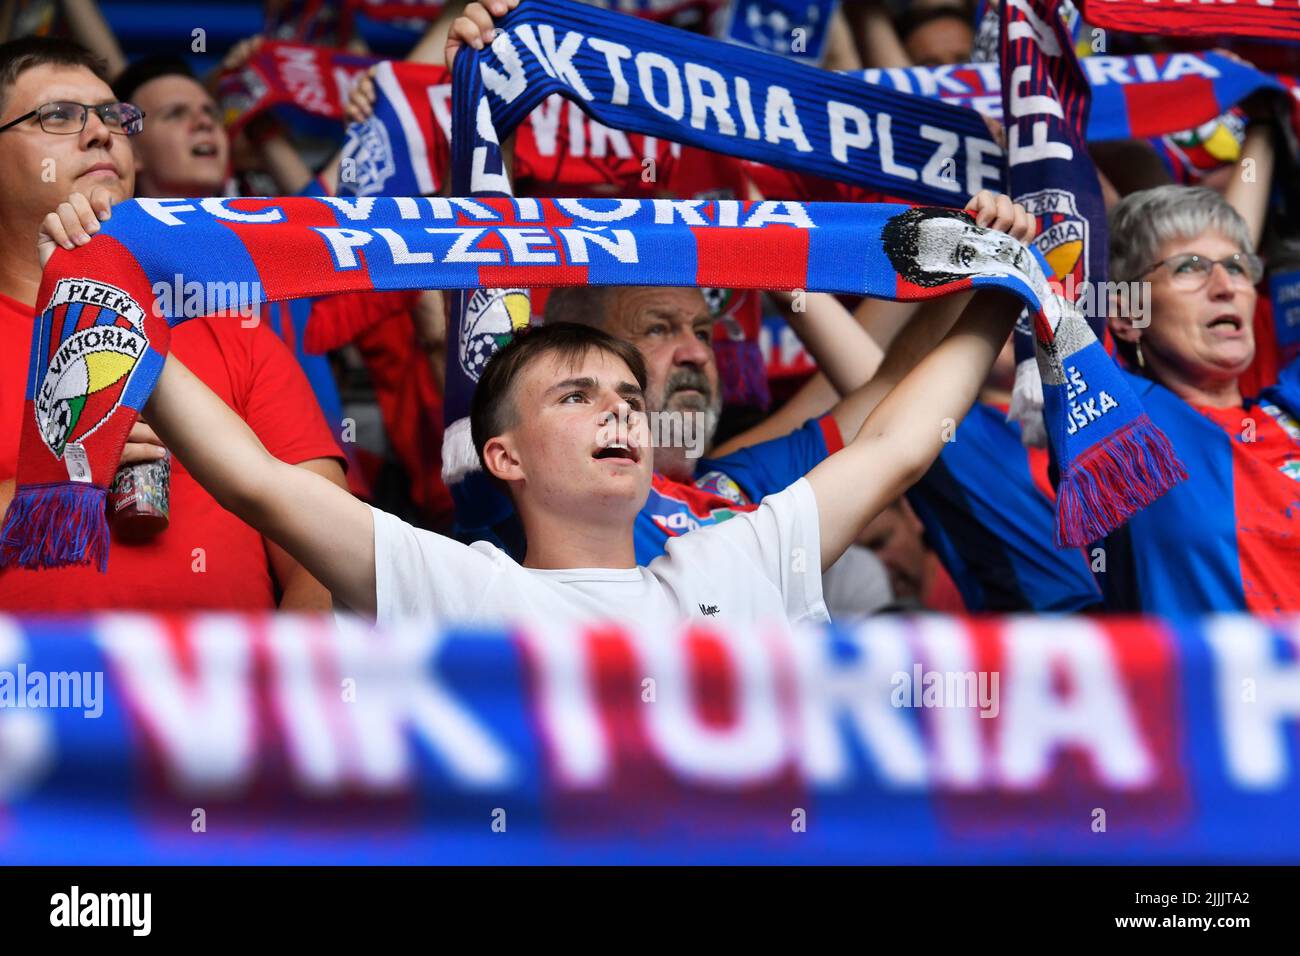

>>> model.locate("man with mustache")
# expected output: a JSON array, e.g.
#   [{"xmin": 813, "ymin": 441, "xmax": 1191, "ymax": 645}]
[{"xmin": 0, "ymin": 36, "xmax": 346, "ymax": 611}]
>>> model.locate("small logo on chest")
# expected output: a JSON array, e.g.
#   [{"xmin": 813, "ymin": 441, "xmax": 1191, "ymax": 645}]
[{"xmin": 698, "ymin": 603, "xmax": 720, "ymax": 617}]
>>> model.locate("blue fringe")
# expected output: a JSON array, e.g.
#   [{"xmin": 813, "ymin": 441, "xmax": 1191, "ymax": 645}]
[
  {"xmin": 1056, "ymin": 415, "xmax": 1189, "ymax": 549},
  {"xmin": 0, "ymin": 482, "xmax": 109, "ymax": 572}
]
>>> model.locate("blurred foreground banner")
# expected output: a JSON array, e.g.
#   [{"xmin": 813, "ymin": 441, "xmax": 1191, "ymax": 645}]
[{"xmin": 1, "ymin": 614, "xmax": 1298, "ymax": 864}]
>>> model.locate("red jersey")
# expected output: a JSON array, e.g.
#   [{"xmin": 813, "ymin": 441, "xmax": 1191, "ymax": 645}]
[
  {"xmin": 1196, "ymin": 401, "xmax": 1300, "ymax": 611},
  {"xmin": 0, "ymin": 296, "xmax": 344, "ymax": 611}
]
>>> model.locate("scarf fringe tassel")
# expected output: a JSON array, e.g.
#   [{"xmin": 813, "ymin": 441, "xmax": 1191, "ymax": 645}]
[
  {"xmin": 0, "ymin": 483, "xmax": 109, "ymax": 572},
  {"xmin": 1055, "ymin": 414, "xmax": 1188, "ymax": 549}
]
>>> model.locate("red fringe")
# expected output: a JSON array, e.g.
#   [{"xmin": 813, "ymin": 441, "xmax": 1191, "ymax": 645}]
[{"xmin": 1055, "ymin": 416, "xmax": 1189, "ymax": 549}]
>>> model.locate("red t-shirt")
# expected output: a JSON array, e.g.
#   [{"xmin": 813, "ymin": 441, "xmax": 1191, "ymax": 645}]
[
  {"xmin": 0, "ymin": 295, "xmax": 344, "ymax": 611},
  {"xmin": 1196, "ymin": 401, "xmax": 1300, "ymax": 612},
  {"xmin": 0, "ymin": 293, "xmax": 26, "ymax": 487}
]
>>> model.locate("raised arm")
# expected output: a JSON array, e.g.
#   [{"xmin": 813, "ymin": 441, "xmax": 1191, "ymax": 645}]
[
  {"xmin": 145, "ymin": 354, "xmax": 377, "ymax": 614},
  {"xmin": 806, "ymin": 288, "xmax": 1021, "ymax": 571},
  {"xmin": 714, "ymin": 192, "xmax": 1033, "ymax": 455},
  {"xmin": 39, "ymin": 190, "xmax": 377, "ymax": 614},
  {"xmin": 1224, "ymin": 120, "xmax": 1275, "ymax": 251},
  {"xmin": 63, "ymin": 0, "xmax": 127, "ymax": 78}
]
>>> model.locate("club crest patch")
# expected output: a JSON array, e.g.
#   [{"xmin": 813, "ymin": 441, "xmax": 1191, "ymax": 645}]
[
  {"xmin": 35, "ymin": 279, "xmax": 147, "ymax": 459},
  {"xmin": 459, "ymin": 288, "xmax": 531, "ymax": 381},
  {"xmin": 1021, "ymin": 188, "xmax": 1088, "ymax": 292}
]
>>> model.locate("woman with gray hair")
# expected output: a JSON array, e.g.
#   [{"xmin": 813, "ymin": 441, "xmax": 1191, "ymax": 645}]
[{"xmin": 1102, "ymin": 184, "xmax": 1300, "ymax": 613}]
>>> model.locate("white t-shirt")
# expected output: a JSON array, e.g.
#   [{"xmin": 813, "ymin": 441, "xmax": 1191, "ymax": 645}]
[{"xmin": 371, "ymin": 478, "xmax": 829, "ymax": 628}]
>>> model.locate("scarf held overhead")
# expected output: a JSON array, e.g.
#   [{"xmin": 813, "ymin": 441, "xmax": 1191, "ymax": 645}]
[
  {"xmin": 0, "ymin": 196, "xmax": 1182, "ymax": 570},
  {"xmin": 863, "ymin": 51, "xmax": 1296, "ymax": 144},
  {"xmin": 448, "ymin": 0, "xmax": 1005, "ymax": 204},
  {"xmin": 334, "ymin": 51, "xmax": 1292, "ymax": 200},
  {"xmin": 440, "ymin": 0, "xmax": 996, "ymax": 513},
  {"xmin": 218, "ymin": 41, "xmax": 376, "ymax": 135},
  {"xmin": 1076, "ymin": 0, "xmax": 1300, "ymax": 43},
  {"xmin": 1000, "ymin": 0, "xmax": 1109, "ymax": 449}
]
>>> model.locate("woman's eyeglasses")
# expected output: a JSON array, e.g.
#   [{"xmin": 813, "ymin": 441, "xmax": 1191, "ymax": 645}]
[
  {"xmin": 0, "ymin": 101, "xmax": 146, "ymax": 136},
  {"xmin": 1143, "ymin": 252, "xmax": 1264, "ymax": 290}
]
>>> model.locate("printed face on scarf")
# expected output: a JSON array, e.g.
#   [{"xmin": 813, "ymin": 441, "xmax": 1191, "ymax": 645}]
[
  {"xmin": 914, "ymin": 214, "xmax": 1032, "ymax": 280},
  {"xmin": 601, "ymin": 287, "xmax": 723, "ymax": 478},
  {"xmin": 489, "ymin": 348, "xmax": 653, "ymax": 521},
  {"xmin": 0, "ymin": 64, "xmax": 134, "ymax": 232}
]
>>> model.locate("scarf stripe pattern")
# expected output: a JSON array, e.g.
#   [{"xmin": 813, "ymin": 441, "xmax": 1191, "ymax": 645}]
[
  {"xmin": 449, "ymin": 0, "xmax": 1005, "ymax": 204},
  {"xmin": 1001, "ymin": 0, "xmax": 1108, "ymax": 448},
  {"xmin": 0, "ymin": 195, "xmax": 1180, "ymax": 570},
  {"xmin": 863, "ymin": 52, "xmax": 1295, "ymax": 144},
  {"xmin": 217, "ymin": 41, "xmax": 376, "ymax": 135},
  {"xmin": 1076, "ymin": 0, "xmax": 1300, "ymax": 43},
  {"xmin": 338, "ymin": 60, "xmax": 450, "ymax": 198}
]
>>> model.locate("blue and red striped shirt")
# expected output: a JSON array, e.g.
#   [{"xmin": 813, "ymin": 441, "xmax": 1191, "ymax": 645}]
[
  {"xmin": 634, "ymin": 416, "xmax": 841, "ymax": 565},
  {"xmin": 1101, "ymin": 366, "xmax": 1300, "ymax": 614}
]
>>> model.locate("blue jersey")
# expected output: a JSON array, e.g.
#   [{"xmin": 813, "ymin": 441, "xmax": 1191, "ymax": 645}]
[
  {"xmin": 633, "ymin": 416, "xmax": 841, "ymax": 565},
  {"xmin": 906, "ymin": 402, "xmax": 1102, "ymax": 612},
  {"xmin": 1100, "ymin": 365, "xmax": 1300, "ymax": 614}
]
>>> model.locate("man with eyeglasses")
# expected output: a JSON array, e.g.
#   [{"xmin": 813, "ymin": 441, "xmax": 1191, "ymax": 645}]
[
  {"xmin": 0, "ymin": 36, "xmax": 348, "ymax": 613},
  {"xmin": 1100, "ymin": 184, "xmax": 1300, "ymax": 615}
]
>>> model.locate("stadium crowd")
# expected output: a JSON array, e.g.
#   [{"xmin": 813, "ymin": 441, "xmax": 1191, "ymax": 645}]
[{"xmin": 0, "ymin": 0, "xmax": 1297, "ymax": 624}]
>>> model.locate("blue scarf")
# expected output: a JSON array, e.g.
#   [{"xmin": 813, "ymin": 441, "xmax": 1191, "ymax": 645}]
[
  {"xmin": 1000, "ymin": 0, "xmax": 1110, "ymax": 457},
  {"xmin": 449, "ymin": 0, "xmax": 1005, "ymax": 203},
  {"xmin": 724, "ymin": 0, "xmax": 838, "ymax": 64}
]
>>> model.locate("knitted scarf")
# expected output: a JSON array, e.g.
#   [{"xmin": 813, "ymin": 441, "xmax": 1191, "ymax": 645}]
[
  {"xmin": 724, "ymin": 0, "xmax": 838, "ymax": 63},
  {"xmin": 1000, "ymin": 0, "xmax": 1109, "ymax": 447},
  {"xmin": 862, "ymin": 51, "xmax": 1296, "ymax": 144},
  {"xmin": 1076, "ymin": 0, "xmax": 1300, "ymax": 43},
  {"xmin": 448, "ymin": 0, "xmax": 1005, "ymax": 203},
  {"xmin": 0, "ymin": 196, "xmax": 1184, "ymax": 572},
  {"xmin": 217, "ymin": 41, "xmax": 376, "ymax": 136}
]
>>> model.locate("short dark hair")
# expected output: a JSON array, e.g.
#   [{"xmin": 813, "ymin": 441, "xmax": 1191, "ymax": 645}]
[
  {"xmin": 112, "ymin": 54, "xmax": 198, "ymax": 104},
  {"xmin": 0, "ymin": 36, "xmax": 107, "ymax": 115},
  {"xmin": 881, "ymin": 205, "xmax": 976, "ymax": 288},
  {"xmin": 470, "ymin": 321, "xmax": 648, "ymax": 475},
  {"xmin": 542, "ymin": 286, "xmax": 612, "ymax": 328}
]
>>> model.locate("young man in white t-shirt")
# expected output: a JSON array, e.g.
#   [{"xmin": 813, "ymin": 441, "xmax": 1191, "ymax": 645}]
[{"xmin": 40, "ymin": 192, "xmax": 1021, "ymax": 626}]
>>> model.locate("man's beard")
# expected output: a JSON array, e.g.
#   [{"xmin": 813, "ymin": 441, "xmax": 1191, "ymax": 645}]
[{"xmin": 653, "ymin": 368, "xmax": 722, "ymax": 478}]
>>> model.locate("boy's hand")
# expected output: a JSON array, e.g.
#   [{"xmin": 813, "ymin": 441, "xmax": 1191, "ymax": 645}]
[
  {"xmin": 964, "ymin": 190, "xmax": 1037, "ymax": 243},
  {"xmin": 446, "ymin": 0, "xmax": 521, "ymax": 70},
  {"xmin": 38, "ymin": 188, "xmax": 113, "ymax": 268}
]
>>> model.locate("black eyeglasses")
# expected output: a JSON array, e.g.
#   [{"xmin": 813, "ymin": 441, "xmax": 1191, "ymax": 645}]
[{"xmin": 0, "ymin": 101, "xmax": 145, "ymax": 136}]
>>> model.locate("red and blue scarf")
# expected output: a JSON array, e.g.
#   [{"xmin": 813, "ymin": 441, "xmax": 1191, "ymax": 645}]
[
  {"xmin": 863, "ymin": 51, "xmax": 1296, "ymax": 144},
  {"xmin": 1000, "ymin": 0, "xmax": 1109, "ymax": 447},
  {"xmin": 0, "ymin": 195, "xmax": 1181, "ymax": 571},
  {"xmin": 1077, "ymin": 0, "xmax": 1300, "ymax": 43}
]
